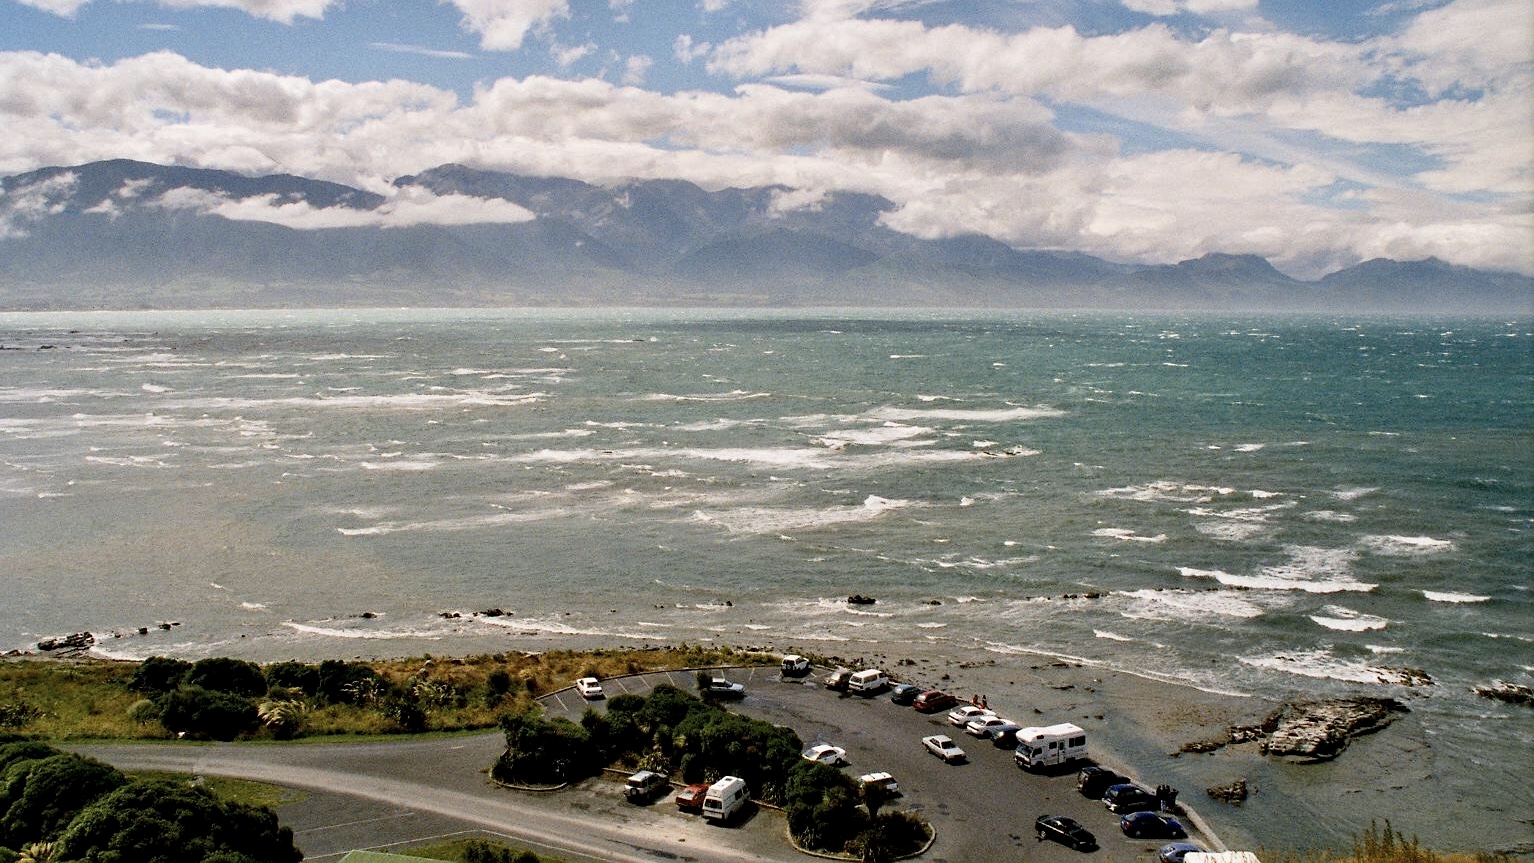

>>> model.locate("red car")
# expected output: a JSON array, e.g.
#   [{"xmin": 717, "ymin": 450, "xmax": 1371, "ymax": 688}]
[
  {"xmin": 912, "ymin": 690, "xmax": 959, "ymax": 713},
  {"xmin": 675, "ymin": 783, "xmax": 709, "ymax": 810}
]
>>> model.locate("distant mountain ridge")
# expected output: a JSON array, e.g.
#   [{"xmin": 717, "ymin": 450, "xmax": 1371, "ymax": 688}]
[{"xmin": 0, "ymin": 159, "xmax": 1528, "ymax": 312}]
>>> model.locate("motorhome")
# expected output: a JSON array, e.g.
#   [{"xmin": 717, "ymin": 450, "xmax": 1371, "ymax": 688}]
[
  {"xmin": 847, "ymin": 669, "xmax": 888, "ymax": 694},
  {"xmin": 701, "ymin": 775, "xmax": 749, "ymax": 823},
  {"xmin": 1013, "ymin": 723, "xmax": 1089, "ymax": 770}
]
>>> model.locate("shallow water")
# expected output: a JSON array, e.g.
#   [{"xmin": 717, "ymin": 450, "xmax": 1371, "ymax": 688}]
[{"xmin": 2, "ymin": 307, "xmax": 1529, "ymax": 849}]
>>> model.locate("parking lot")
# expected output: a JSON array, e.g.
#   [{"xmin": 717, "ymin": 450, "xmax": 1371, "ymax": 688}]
[{"xmin": 544, "ymin": 664, "xmax": 1214, "ymax": 863}]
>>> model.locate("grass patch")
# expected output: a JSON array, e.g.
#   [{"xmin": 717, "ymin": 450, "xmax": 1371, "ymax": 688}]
[
  {"xmin": 0, "ymin": 644, "xmax": 776, "ymax": 741},
  {"xmin": 401, "ymin": 836, "xmax": 564, "ymax": 863},
  {"xmin": 126, "ymin": 770, "xmax": 307, "ymax": 808}
]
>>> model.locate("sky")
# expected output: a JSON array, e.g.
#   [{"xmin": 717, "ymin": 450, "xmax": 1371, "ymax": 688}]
[{"xmin": 1, "ymin": 0, "xmax": 1531, "ymax": 278}]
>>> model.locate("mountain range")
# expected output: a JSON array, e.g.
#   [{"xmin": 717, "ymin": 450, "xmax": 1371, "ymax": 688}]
[{"xmin": 1, "ymin": 159, "xmax": 1529, "ymax": 312}]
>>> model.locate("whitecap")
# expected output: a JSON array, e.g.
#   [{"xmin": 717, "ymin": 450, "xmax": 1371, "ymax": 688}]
[
  {"xmin": 868, "ymin": 405, "xmax": 1065, "ymax": 423},
  {"xmin": 283, "ymin": 620, "xmax": 442, "ymax": 641},
  {"xmin": 1423, "ymin": 590, "xmax": 1489, "ymax": 603},
  {"xmin": 141, "ymin": 383, "xmax": 171, "ymax": 393},
  {"xmin": 1094, "ymin": 630, "xmax": 1134, "ymax": 642},
  {"xmin": 1239, "ymin": 648, "xmax": 1431, "ymax": 686},
  {"xmin": 1360, "ymin": 535, "xmax": 1455, "ymax": 556},
  {"xmin": 1332, "ymin": 486, "xmax": 1378, "ymax": 501},
  {"xmin": 1234, "ymin": 443, "xmax": 1266, "ymax": 452},
  {"xmin": 689, "ymin": 495, "xmax": 914, "ymax": 535},
  {"xmin": 361, "ymin": 459, "xmax": 439, "ymax": 472},
  {"xmin": 1309, "ymin": 605, "xmax": 1388, "ymax": 631},
  {"xmin": 1193, "ymin": 520, "xmax": 1269, "ymax": 541},
  {"xmin": 240, "ymin": 602, "xmax": 268, "ymax": 611},
  {"xmin": 1093, "ymin": 527, "xmax": 1167, "ymax": 543},
  {"xmin": 1305, "ymin": 510, "xmax": 1357, "ymax": 523},
  {"xmin": 815, "ymin": 423, "xmax": 934, "ymax": 449},
  {"xmin": 1117, "ymin": 588, "xmax": 1265, "ymax": 620},
  {"xmin": 1179, "ymin": 547, "xmax": 1375, "ymax": 593}
]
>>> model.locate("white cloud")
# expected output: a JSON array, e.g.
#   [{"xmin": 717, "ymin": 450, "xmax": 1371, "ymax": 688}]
[
  {"xmin": 622, "ymin": 54, "xmax": 653, "ymax": 85},
  {"xmin": 14, "ymin": 0, "xmax": 91, "ymax": 15},
  {"xmin": 445, "ymin": 0, "xmax": 570, "ymax": 51},
  {"xmin": 153, "ymin": 185, "xmax": 535, "ymax": 229},
  {"xmin": 371, "ymin": 42, "xmax": 477, "ymax": 60},
  {"xmin": 0, "ymin": 171, "xmax": 78, "ymax": 238},
  {"xmin": 551, "ymin": 41, "xmax": 596, "ymax": 67}
]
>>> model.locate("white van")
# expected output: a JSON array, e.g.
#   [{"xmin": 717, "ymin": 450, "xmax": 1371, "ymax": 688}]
[
  {"xmin": 847, "ymin": 669, "xmax": 888, "ymax": 695},
  {"xmin": 701, "ymin": 775, "xmax": 749, "ymax": 823},
  {"xmin": 1013, "ymin": 723, "xmax": 1089, "ymax": 770}
]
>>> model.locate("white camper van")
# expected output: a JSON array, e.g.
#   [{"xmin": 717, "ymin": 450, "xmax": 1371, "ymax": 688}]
[
  {"xmin": 1013, "ymin": 723, "xmax": 1089, "ymax": 770},
  {"xmin": 847, "ymin": 669, "xmax": 888, "ymax": 695},
  {"xmin": 702, "ymin": 775, "xmax": 749, "ymax": 823}
]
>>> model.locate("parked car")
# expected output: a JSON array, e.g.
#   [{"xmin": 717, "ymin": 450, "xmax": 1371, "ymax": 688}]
[
  {"xmin": 802, "ymin": 743, "xmax": 849, "ymax": 766},
  {"xmin": 1077, "ymin": 765, "xmax": 1131, "ymax": 799},
  {"xmin": 965, "ymin": 715, "xmax": 1013, "ymax": 737},
  {"xmin": 1103, "ymin": 782, "xmax": 1161, "ymax": 814},
  {"xmin": 574, "ymin": 677, "xmax": 604, "ymax": 699},
  {"xmin": 823, "ymin": 667, "xmax": 853, "ymax": 691},
  {"xmin": 1121, "ymin": 812, "xmax": 1187, "ymax": 839},
  {"xmin": 889, "ymin": 683, "xmax": 922, "ymax": 705},
  {"xmin": 1035, "ymin": 815, "xmax": 1098, "ymax": 851},
  {"xmin": 987, "ymin": 722, "xmax": 1023, "ymax": 748},
  {"xmin": 922, "ymin": 734, "xmax": 967, "ymax": 763},
  {"xmin": 703, "ymin": 676, "xmax": 746, "ymax": 697},
  {"xmin": 947, "ymin": 704, "xmax": 996, "ymax": 727},
  {"xmin": 912, "ymin": 690, "xmax": 959, "ymax": 713},
  {"xmin": 781, "ymin": 655, "xmax": 811, "ymax": 677},
  {"xmin": 857, "ymin": 771, "xmax": 900, "ymax": 796},
  {"xmin": 623, "ymin": 770, "xmax": 668, "ymax": 803},
  {"xmin": 1159, "ymin": 842, "xmax": 1205, "ymax": 863},
  {"xmin": 675, "ymin": 782, "xmax": 710, "ymax": 811}
]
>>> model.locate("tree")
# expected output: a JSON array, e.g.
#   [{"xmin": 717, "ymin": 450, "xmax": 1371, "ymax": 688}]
[
  {"xmin": 0, "ymin": 751, "xmax": 125, "ymax": 848},
  {"xmin": 54, "ymin": 779, "xmax": 301, "ymax": 863},
  {"xmin": 127, "ymin": 657, "xmax": 191, "ymax": 694},
  {"xmin": 156, "ymin": 687, "xmax": 259, "ymax": 741},
  {"xmin": 186, "ymin": 658, "xmax": 267, "ymax": 698}
]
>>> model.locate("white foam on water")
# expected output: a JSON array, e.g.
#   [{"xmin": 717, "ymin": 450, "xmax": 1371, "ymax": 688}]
[
  {"xmin": 1116, "ymin": 588, "xmax": 1266, "ymax": 620},
  {"xmin": 141, "ymin": 383, "xmax": 171, "ymax": 393},
  {"xmin": 1305, "ymin": 510, "xmax": 1357, "ymax": 523},
  {"xmin": 689, "ymin": 495, "xmax": 915, "ymax": 535},
  {"xmin": 1423, "ymin": 590, "xmax": 1490, "ymax": 603},
  {"xmin": 1309, "ymin": 605, "xmax": 1389, "ymax": 631},
  {"xmin": 1234, "ymin": 443, "xmax": 1266, "ymax": 452},
  {"xmin": 337, "ymin": 508, "xmax": 571, "ymax": 536},
  {"xmin": 1193, "ymin": 520, "xmax": 1269, "ymax": 541},
  {"xmin": 1332, "ymin": 486, "xmax": 1379, "ymax": 501},
  {"xmin": 469, "ymin": 614, "xmax": 654, "ymax": 640},
  {"xmin": 1239, "ymin": 648, "xmax": 1430, "ymax": 686},
  {"xmin": 1366, "ymin": 644, "xmax": 1406, "ymax": 654},
  {"xmin": 915, "ymin": 622, "xmax": 947, "ymax": 629},
  {"xmin": 889, "ymin": 354, "xmax": 926, "ymax": 359},
  {"xmin": 641, "ymin": 390, "xmax": 772, "ymax": 402},
  {"xmin": 1179, "ymin": 547, "xmax": 1376, "ymax": 593},
  {"xmin": 240, "ymin": 602, "xmax": 268, "ymax": 611},
  {"xmin": 1094, "ymin": 629, "xmax": 1134, "ymax": 642},
  {"xmin": 284, "ymin": 619, "xmax": 444, "ymax": 641},
  {"xmin": 360, "ymin": 459, "xmax": 440, "ymax": 472},
  {"xmin": 1360, "ymin": 535, "xmax": 1456, "ymax": 556},
  {"xmin": 815, "ymin": 423, "xmax": 935, "ymax": 449},
  {"xmin": 868, "ymin": 404, "xmax": 1065, "ymax": 422},
  {"xmin": 1096, "ymin": 480, "xmax": 1235, "ymax": 504},
  {"xmin": 1092, "ymin": 527, "xmax": 1167, "ymax": 543}
]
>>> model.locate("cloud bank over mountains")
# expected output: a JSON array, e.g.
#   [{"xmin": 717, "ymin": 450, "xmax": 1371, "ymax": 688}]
[{"xmin": 0, "ymin": 0, "xmax": 1530, "ymax": 282}]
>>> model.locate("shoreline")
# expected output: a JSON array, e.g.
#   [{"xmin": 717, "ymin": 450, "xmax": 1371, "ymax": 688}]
[{"xmin": 17, "ymin": 632, "xmax": 1529, "ymax": 856}]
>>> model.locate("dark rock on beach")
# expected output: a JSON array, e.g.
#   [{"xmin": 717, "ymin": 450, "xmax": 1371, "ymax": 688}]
[
  {"xmin": 1207, "ymin": 778, "xmax": 1250, "ymax": 804},
  {"xmin": 846, "ymin": 594, "xmax": 876, "ymax": 605},
  {"xmin": 37, "ymin": 631, "xmax": 95, "ymax": 653}
]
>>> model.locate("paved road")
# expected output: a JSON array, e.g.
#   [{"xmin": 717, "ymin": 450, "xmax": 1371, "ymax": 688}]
[{"xmin": 71, "ymin": 664, "xmax": 1209, "ymax": 862}]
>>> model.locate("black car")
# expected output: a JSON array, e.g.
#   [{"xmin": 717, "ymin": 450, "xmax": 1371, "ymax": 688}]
[
  {"xmin": 987, "ymin": 722, "xmax": 1023, "ymax": 748},
  {"xmin": 1103, "ymin": 782, "xmax": 1161, "ymax": 814},
  {"xmin": 1077, "ymin": 765, "xmax": 1130, "ymax": 799},
  {"xmin": 1036, "ymin": 815, "xmax": 1098, "ymax": 851},
  {"xmin": 1121, "ymin": 811, "xmax": 1187, "ymax": 839},
  {"xmin": 889, "ymin": 683, "xmax": 922, "ymax": 705}
]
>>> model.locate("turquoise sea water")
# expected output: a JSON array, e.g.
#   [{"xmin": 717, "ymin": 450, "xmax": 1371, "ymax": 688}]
[{"xmin": 2, "ymin": 308, "xmax": 1530, "ymax": 847}]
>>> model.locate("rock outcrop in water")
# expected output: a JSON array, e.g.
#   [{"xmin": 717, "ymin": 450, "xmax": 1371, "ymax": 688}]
[
  {"xmin": 1257, "ymin": 697, "xmax": 1409, "ymax": 762},
  {"xmin": 1473, "ymin": 681, "xmax": 1533, "ymax": 708}
]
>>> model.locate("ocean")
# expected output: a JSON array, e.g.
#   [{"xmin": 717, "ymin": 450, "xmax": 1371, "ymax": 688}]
[{"xmin": 2, "ymin": 307, "xmax": 1530, "ymax": 849}]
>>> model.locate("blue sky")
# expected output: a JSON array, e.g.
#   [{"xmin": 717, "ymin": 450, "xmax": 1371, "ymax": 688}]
[{"xmin": 1, "ymin": 0, "xmax": 1530, "ymax": 277}]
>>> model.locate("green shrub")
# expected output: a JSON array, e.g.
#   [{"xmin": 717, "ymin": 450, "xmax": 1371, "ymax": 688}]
[
  {"xmin": 128, "ymin": 657, "xmax": 192, "ymax": 694},
  {"xmin": 156, "ymin": 687, "xmax": 259, "ymax": 741},
  {"xmin": 186, "ymin": 658, "xmax": 268, "ymax": 698}
]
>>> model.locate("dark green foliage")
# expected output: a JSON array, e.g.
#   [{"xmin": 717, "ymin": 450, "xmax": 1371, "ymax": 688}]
[
  {"xmin": 851, "ymin": 811, "xmax": 929, "ymax": 862},
  {"xmin": 186, "ymin": 658, "xmax": 268, "ymax": 698},
  {"xmin": 0, "ymin": 751, "xmax": 126, "ymax": 847},
  {"xmin": 495, "ymin": 709, "xmax": 597, "ymax": 785},
  {"xmin": 316, "ymin": 660, "xmax": 382, "ymax": 705},
  {"xmin": 263, "ymin": 662, "xmax": 321, "ymax": 695},
  {"xmin": 460, "ymin": 838, "xmax": 541, "ymax": 863},
  {"xmin": 380, "ymin": 697, "xmax": 427, "ymax": 733},
  {"xmin": 55, "ymin": 778, "xmax": 301, "ymax": 863},
  {"xmin": 156, "ymin": 687, "xmax": 259, "ymax": 741},
  {"xmin": 128, "ymin": 656, "xmax": 192, "ymax": 693},
  {"xmin": 485, "ymin": 669, "xmax": 512, "ymax": 696},
  {"xmin": 0, "ymin": 704, "xmax": 39, "ymax": 731},
  {"xmin": 785, "ymin": 760, "xmax": 869, "ymax": 853},
  {"xmin": 0, "ymin": 743, "xmax": 57, "ymax": 777}
]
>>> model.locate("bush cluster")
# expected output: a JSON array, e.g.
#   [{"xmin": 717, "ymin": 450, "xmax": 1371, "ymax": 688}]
[{"xmin": 0, "ymin": 741, "xmax": 300, "ymax": 863}]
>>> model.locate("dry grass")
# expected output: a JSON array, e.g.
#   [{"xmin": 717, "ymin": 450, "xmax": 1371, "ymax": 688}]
[
  {"xmin": 1264, "ymin": 821, "xmax": 1513, "ymax": 863},
  {"xmin": 0, "ymin": 644, "xmax": 775, "ymax": 740}
]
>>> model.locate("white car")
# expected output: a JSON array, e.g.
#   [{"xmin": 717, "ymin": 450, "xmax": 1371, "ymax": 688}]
[
  {"xmin": 947, "ymin": 705, "xmax": 996, "ymax": 727},
  {"xmin": 575, "ymin": 677, "xmax": 604, "ymax": 699},
  {"xmin": 858, "ymin": 772, "xmax": 899, "ymax": 795},
  {"xmin": 802, "ymin": 743, "xmax": 848, "ymax": 766},
  {"xmin": 922, "ymin": 734, "xmax": 966, "ymax": 763},
  {"xmin": 965, "ymin": 715, "xmax": 1013, "ymax": 737},
  {"xmin": 781, "ymin": 655, "xmax": 811, "ymax": 676}
]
